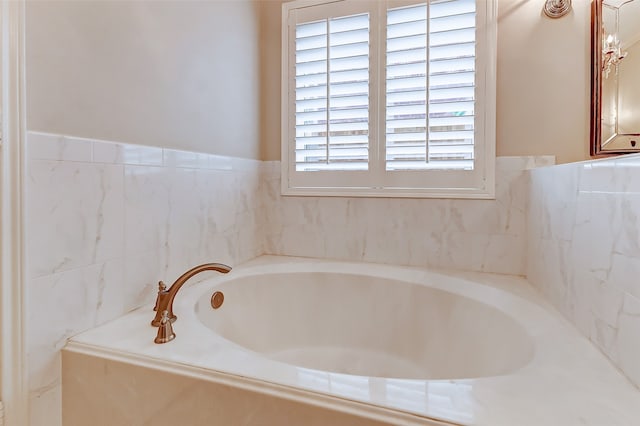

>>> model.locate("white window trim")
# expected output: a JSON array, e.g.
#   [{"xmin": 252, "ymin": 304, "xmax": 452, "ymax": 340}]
[{"xmin": 281, "ymin": 0, "xmax": 497, "ymax": 199}]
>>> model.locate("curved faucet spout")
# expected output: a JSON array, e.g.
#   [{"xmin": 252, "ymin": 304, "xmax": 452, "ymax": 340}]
[{"xmin": 151, "ymin": 262, "xmax": 231, "ymax": 328}]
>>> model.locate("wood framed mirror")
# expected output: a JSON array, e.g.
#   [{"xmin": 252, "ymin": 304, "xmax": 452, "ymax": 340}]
[{"xmin": 591, "ymin": 0, "xmax": 640, "ymax": 155}]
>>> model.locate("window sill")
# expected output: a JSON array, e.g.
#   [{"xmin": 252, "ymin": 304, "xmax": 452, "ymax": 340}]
[{"xmin": 281, "ymin": 186, "xmax": 496, "ymax": 200}]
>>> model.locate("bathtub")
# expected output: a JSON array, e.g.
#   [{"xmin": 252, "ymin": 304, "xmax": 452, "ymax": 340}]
[
  {"xmin": 65, "ymin": 256, "xmax": 640, "ymax": 426},
  {"xmin": 197, "ymin": 271, "xmax": 534, "ymax": 381}
]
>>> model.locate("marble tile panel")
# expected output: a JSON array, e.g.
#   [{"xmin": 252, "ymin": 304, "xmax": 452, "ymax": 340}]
[
  {"xmin": 322, "ymin": 224, "xmax": 368, "ymax": 262},
  {"xmin": 27, "ymin": 132, "xmax": 92, "ymax": 162},
  {"xmin": 26, "ymin": 160, "xmax": 124, "ymax": 278},
  {"xmin": 122, "ymin": 248, "xmax": 168, "ymax": 312},
  {"xmin": 207, "ymin": 154, "xmax": 234, "ymax": 171},
  {"xmin": 26, "ymin": 259, "xmax": 124, "ymax": 393},
  {"xmin": 121, "ymin": 143, "xmax": 164, "ymax": 166},
  {"xmin": 438, "ymin": 232, "xmax": 477, "ymax": 271},
  {"xmin": 167, "ymin": 168, "xmax": 209, "ymax": 252},
  {"xmin": 264, "ymin": 156, "xmax": 547, "ymax": 275},
  {"xmin": 92, "ymin": 140, "xmax": 124, "ymax": 164},
  {"xmin": 617, "ymin": 293, "xmax": 640, "ymax": 387},
  {"xmin": 163, "ymin": 148, "xmax": 207, "ymax": 169},
  {"xmin": 527, "ymin": 154, "xmax": 640, "ymax": 389},
  {"xmin": 275, "ymin": 223, "xmax": 328, "ymax": 259},
  {"xmin": 123, "ymin": 165, "xmax": 172, "ymax": 254},
  {"xmin": 361, "ymin": 225, "xmax": 414, "ymax": 265},
  {"xmin": 609, "ymin": 253, "xmax": 640, "ymax": 300},
  {"xmin": 478, "ymin": 233, "xmax": 527, "ymax": 276}
]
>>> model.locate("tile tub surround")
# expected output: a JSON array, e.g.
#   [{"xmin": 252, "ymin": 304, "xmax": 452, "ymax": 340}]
[
  {"xmin": 66, "ymin": 256, "xmax": 640, "ymax": 426},
  {"xmin": 24, "ymin": 132, "xmax": 557, "ymax": 426},
  {"xmin": 25, "ymin": 132, "xmax": 266, "ymax": 426},
  {"xmin": 263, "ymin": 156, "xmax": 555, "ymax": 276},
  {"xmin": 527, "ymin": 153, "xmax": 640, "ymax": 389}
]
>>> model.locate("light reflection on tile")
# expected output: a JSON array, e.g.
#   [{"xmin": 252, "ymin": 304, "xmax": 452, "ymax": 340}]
[{"xmin": 121, "ymin": 144, "xmax": 163, "ymax": 166}]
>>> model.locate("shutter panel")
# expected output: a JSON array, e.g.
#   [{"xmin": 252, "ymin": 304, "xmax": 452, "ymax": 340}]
[
  {"xmin": 385, "ymin": 3, "xmax": 428, "ymax": 171},
  {"xmin": 385, "ymin": 0, "xmax": 476, "ymax": 171},
  {"xmin": 294, "ymin": 12, "xmax": 370, "ymax": 172},
  {"xmin": 429, "ymin": 0, "xmax": 476, "ymax": 170}
]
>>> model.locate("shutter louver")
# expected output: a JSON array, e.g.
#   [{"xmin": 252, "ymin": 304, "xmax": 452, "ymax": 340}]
[
  {"xmin": 386, "ymin": 0, "xmax": 476, "ymax": 171},
  {"xmin": 295, "ymin": 13, "xmax": 370, "ymax": 172}
]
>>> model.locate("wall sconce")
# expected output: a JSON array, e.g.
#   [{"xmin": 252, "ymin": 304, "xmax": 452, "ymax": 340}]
[
  {"xmin": 602, "ymin": 32, "xmax": 627, "ymax": 79},
  {"xmin": 543, "ymin": 0, "xmax": 572, "ymax": 18}
]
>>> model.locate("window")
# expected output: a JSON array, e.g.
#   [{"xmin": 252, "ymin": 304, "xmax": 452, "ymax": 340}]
[{"xmin": 282, "ymin": 0, "xmax": 496, "ymax": 198}]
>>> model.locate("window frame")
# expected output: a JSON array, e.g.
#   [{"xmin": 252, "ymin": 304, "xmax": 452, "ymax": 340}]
[{"xmin": 281, "ymin": 0, "xmax": 497, "ymax": 199}]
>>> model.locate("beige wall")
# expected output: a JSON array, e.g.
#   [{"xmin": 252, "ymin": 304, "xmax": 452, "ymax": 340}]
[
  {"xmin": 26, "ymin": 0, "xmax": 593, "ymax": 163},
  {"xmin": 260, "ymin": 0, "xmax": 592, "ymax": 164},
  {"xmin": 496, "ymin": 0, "xmax": 590, "ymax": 163},
  {"xmin": 26, "ymin": 0, "xmax": 262, "ymax": 160}
]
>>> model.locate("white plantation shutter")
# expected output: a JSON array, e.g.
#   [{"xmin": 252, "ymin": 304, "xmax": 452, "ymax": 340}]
[
  {"xmin": 428, "ymin": 0, "xmax": 476, "ymax": 169},
  {"xmin": 385, "ymin": 0, "xmax": 476, "ymax": 171},
  {"xmin": 283, "ymin": 0, "xmax": 496, "ymax": 198},
  {"xmin": 294, "ymin": 7, "xmax": 370, "ymax": 172},
  {"xmin": 385, "ymin": 3, "xmax": 429, "ymax": 171}
]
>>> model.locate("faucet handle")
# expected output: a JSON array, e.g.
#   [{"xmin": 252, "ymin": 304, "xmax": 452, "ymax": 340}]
[
  {"xmin": 153, "ymin": 281, "xmax": 167, "ymax": 312},
  {"xmin": 154, "ymin": 310, "xmax": 176, "ymax": 344}
]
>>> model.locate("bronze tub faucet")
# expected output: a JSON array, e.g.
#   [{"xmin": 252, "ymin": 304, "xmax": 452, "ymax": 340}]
[{"xmin": 151, "ymin": 263, "xmax": 232, "ymax": 343}]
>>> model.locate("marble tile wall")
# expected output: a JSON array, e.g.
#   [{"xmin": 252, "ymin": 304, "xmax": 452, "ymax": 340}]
[
  {"xmin": 25, "ymin": 132, "xmax": 265, "ymax": 426},
  {"xmin": 263, "ymin": 156, "xmax": 555, "ymax": 275},
  {"xmin": 25, "ymin": 132, "xmax": 554, "ymax": 426},
  {"xmin": 527, "ymin": 154, "xmax": 640, "ymax": 389}
]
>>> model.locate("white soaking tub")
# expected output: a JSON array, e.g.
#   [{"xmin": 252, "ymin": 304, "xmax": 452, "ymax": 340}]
[
  {"xmin": 196, "ymin": 272, "xmax": 534, "ymax": 381},
  {"xmin": 65, "ymin": 256, "xmax": 640, "ymax": 426}
]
